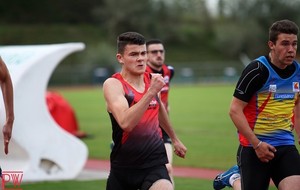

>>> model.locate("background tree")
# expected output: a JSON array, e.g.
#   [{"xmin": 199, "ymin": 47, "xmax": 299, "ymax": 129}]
[
  {"xmin": 1, "ymin": 0, "xmax": 300, "ymax": 84},
  {"xmin": 215, "ymin": 0, "xmax": 300, "ymax": 59}
]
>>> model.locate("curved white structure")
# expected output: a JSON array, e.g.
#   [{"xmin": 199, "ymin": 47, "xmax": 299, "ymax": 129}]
[{"xmin": 0, "ymin": 43, "xmax": 88, "ymax": 181}]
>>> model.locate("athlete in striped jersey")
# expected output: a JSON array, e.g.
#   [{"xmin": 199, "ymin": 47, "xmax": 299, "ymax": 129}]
[{"xmin": 226, "ymin": 19, "xmax": 300, "ymax": 190}]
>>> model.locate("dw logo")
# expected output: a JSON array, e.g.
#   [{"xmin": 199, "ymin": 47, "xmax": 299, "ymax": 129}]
[{"xmin": 1, "ymin": 171, "xmax": 23, "ymax": 190}]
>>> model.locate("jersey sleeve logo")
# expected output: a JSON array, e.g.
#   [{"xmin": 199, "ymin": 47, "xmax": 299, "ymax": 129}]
[
  {"xmin": 293, "ymin": 82, "xmax": 299, "ymax": 92},
  {"xmin": 269, "ymin": 85, "xmax": 277, "ymax": 92}
]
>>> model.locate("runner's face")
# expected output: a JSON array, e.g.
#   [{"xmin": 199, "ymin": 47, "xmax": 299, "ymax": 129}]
[
  {"xmin": 147, "ymin": 44, "xmax": 165, "ymax": 70},
  {"xmin": 117, "ymin": 44, "xmax": 147, "ymax": 75},
  {"xmin": 269, "ymin": 33, "xmax": 297, "ymax": 68}
]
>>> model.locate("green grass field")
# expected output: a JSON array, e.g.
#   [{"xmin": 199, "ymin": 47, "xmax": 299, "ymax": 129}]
[
  {"xmin": 56, "ymin": 84, "xmax": 241, "ymax": 170},
  {"xmin": 12, "ymin": 178, "xmax": 225, "ymax": 190},
  {"xmin": 21, "ymin": 84, "xmax": 295, "ymax": 189},
  {"xmin": 15, "ymin": 178, "xmax": 278, "ymax": 190}
]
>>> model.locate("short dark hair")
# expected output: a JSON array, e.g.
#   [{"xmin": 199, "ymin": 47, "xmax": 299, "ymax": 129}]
[
  {"xmin": 269, "ymin": 19, "xmax": 299, "ymax": 43},
  {"xmin": 117, "ymin": 32, "xmax": 145, "ymax": 54},
  {"xmin": 146, "ymin": 39, "xmax": 163, "ymax": 48}
]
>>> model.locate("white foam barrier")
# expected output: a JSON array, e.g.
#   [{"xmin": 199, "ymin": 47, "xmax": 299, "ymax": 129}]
[{"xmin": 0, "ymin": 43, "xmax": 88, "ymax": 181}]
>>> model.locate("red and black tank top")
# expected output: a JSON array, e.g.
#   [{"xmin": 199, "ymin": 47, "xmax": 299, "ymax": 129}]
[{"xmin": 109, "ymin": 72, "xmax": 168, "ymax": 169}]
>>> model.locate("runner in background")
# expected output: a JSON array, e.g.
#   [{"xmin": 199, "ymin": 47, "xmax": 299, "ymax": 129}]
[{"xmin": 146, "ymin": 39, "xmax": 175, "ymax": 185}]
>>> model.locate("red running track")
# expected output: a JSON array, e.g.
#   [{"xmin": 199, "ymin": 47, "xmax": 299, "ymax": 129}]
[{"xmin": 84, "ymin": 159, "xmax": 223, "ymax": 180}]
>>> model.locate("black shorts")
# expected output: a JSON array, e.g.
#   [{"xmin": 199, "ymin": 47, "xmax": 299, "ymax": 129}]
[
  {"xmin": 237, "ymin": 145, "xmax": 300, "ymax": 190},
  {"xmin": 106, "ymin": 165, "xmax": 171, "ymax": 190},
  {"xmin": 161, "ymin": 128, "xmax": 172, "ymax": 144}
]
